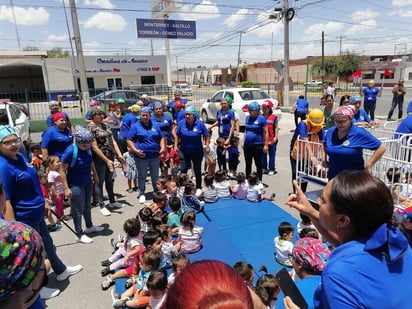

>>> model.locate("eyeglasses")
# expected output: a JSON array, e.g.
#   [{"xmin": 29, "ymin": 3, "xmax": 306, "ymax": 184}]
[
  {"xmin": 334, "ymin": 119, "xmax": 350, "ymax": 125},
  {"xmin": 24, "ymin": 268, "xmax": 48, "ymax": 304},
  {"xmin": 1, "ymin": 137, "xmax": 22, "ymax": 146}
]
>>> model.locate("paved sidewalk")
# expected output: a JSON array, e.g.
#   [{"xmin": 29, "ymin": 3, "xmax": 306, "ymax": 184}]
[{"xmin": 37, "ymin": 112, "xmax": 303, "ymax": 308}]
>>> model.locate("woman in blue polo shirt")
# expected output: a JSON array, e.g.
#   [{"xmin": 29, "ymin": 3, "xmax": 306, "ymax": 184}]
[
  {"xmin": 41, "ymin": 112, "xmax": 73, "ymax": 160},
  {"xmin": 175, "ymin": 106, "xmax": 209, "ymax": 191},
  {"xmin": 118, "ymin": 104, "xmax": 140, "ymax": 154},
  {"xmin": 209, "ymin": 97, "xmax": 235, "ymax": 144},
  {"xmin": 323, "ymin": 106, "xmax": 385, "ymax": 179},
  {"xmin": 127, "ymin": 107, "xmax": 166, "ymax": 204},
  {"xmin": 0, "ymin": 125, "xmax": 82, "ymax": 285},
  {"xmin": 243, "ymin": 102, "xmax": 268, "ymax": 184},
  {"xmin": 60, "ymin": 126, "xmax": 104, "ymax": 244}
]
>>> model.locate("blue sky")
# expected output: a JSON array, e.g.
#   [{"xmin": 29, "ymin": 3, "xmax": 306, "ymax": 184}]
[{"xmin": 0, "ymin": 0, "xmax": 412, "ymax": 69}]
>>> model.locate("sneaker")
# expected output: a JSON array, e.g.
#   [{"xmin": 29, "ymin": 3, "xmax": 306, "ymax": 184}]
[
  {"xmin": 126, "ymin": 188, "xmax": 134, "ymax": 193},
  {"xmin": 56, "ymin": 265, "xmax": 82, "ymax": 281},
  {"xmin": 270, "ymin": 193, "xmax": 277, "ymax": 201},
  {"xmin": 85, "ymin": 225, "xmax": 104, "ymax": 234},
  {"xmin": 268, "ymin": 170, "xmax": 276, "ymax": 176},
  {"xmin": 100, "ymin": 207, "xmax": 111, "ymax": 216},
  {"xmin": 124, "ymin": 277, "xmax": 138, "ymax": 289},
  {"xmin": 101, "ymin": 266, "xmax": 114, "ymax": 277},
  {"xmin": 108, "ymin": 202, "xmax": 125, "ymax": 209},
  {"xmin": 101, "ymin": 259, "xmax": 112, "ymax": 267},
  {"xmin": 101, "ymin": 276, "xmax": 115, "ymax": 291},
  {"xmin": 112, "ymin": 297, "xmax": 129, "ymax": 309},
  {"xmin": 139, "ymin": 195, "xmax": 146, "ymax": 204},
  {"xmin": 61, "ymin": 214, "xmax": 72, "ymax": 222},
  {"xmin": 258, "ymin": 183, "xmax": 264, "ymax": 190},
  {"xmin": 77, "ymin": 234, "xmax": 94, "ymax": 244},
  {"xmin": 195, "ymin": 188, "xmax": 202, "ymax": 197},
  {"xmin": 40, "ymin": 287, "xmax": 60, "ymax": 300}
]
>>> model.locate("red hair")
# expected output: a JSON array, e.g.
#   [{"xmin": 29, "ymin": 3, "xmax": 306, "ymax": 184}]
[{"xmin": 164, "ymin": 260, "xmax": 253, "ymax": 309}]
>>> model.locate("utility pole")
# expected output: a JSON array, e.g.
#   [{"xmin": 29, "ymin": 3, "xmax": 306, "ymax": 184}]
[
  {"xmin": 337, "ymin": 35, "xmax": 345, "ymax": 56},
  {"xmin": 283, "ymin": 0, "xmax": 290, "ymax": 107},
  {"xmin": 321, "ymin": 31, "xmax": 325, "ymax": 83},
  {"xmin": 69, "ymin": 0, "xmax": 89, "ymax": 111},
  {"xmin": 236, "ymin": 31, "xmax": 243, "ymax": 86}
]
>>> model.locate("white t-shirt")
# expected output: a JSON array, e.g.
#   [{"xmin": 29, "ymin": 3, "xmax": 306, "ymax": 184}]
[
  {"xmin": 214, "ymin": 180, "xmax": 231, "ymax": 198},
  {"xmin": 47, "ymin": 170, "xmax": 65, "ymax": 195},
  {"xmin": 178, "ymin": 226, "xmax": 204, "ymax": 253},
  {"xmin": 247, "ymin": 184, "xmax": 261, "ymax": 202},
  {"xmin": 274, "ymin": 236, "xmax": 293, "ymax": 266},
  {"xmin": 149, "ymin": 292, "xmax": 167, "ymax": 309}
]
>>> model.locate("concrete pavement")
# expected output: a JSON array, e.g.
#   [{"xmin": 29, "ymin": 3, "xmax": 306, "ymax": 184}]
[{"xmin": 36, "ymin": 111, "xmax": 308, "ymax": 308}]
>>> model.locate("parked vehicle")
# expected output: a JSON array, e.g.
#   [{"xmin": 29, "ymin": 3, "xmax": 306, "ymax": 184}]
[
  {"xmin": 212, "ymin": 81, "xmax": 222, "ymax": 86},
  {"xmin": 200, "ymin": 88, "xmax": 282, "ymax": 127},
  {"xmin": 91, "ymin": 90, "xmax": 165, "ymax": 113},
  {"xmin": 0, "ymin": 100, "xmax": 30, "ymax": 141},
  {"xmin": 174, "ymin": 83, "xmax": 193, "ymax": 96},
  {"xmin": 304, "ymin": 80, "xmax": 322, "ymax": 87}
]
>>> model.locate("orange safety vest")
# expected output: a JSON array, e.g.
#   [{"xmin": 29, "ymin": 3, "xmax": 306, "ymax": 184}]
[{"xmin": 291, "ymin": 120, "xmax": 323, "ymax": 160}]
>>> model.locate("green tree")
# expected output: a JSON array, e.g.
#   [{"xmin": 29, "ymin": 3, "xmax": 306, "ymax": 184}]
[
  {"xmin": 311, "ymin": 57, "xmax": 339, "ymax": 79},
  {"xmin": 336, "ymin": 51, "xmax": 362, "ymax": 84},
  {"xmin": 47, "ymin": 47, "xmax": 70, "ymax": 58}
]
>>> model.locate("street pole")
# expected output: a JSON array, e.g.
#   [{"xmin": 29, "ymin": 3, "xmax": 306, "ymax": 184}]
[
  {"xmin": 69, "ymin": 0, "xmax": 89, "ymax": 111},
  {"xmin": 305, "ymin": 56, "xmax": 310, "ymax": 99},
  {"xmin": 236, "ymin": 31, "xmax": 243, "ymax": 86},
  {"xmin": 283, "ymin": 0, "xmax": 290, "ymax": 107}
]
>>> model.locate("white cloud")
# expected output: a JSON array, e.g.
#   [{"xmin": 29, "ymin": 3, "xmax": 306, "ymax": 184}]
[
  {"xmin": 46, "ymin": 34, "xmax": 69, "ymax": 42},
  {"xmin": 82, "ymin": 12, "xmax": 126, "ymax": 32},
  {"xmin": 223, "ymin": 9, "xmax": 249, "ymax": 28},
  {"xmin": 0, "ymin": 5, "xmax": 49, "ymax": 25},
  {"xmin": 346, "ymin": 19, "xmax": 377, "ymax": 35},
  {"xmin": 197, "ymin": 31, "xmax": 224, "ymax": 42},
  {"xmin": 351, "ymin": 9, "xmax": 379, "ymax": 20},
  {"xmin": 303, "ymin": 22, "xmax": 344, "ymax": 40},
  {"xmin": 397, "ymin": 10, "xmax": 412, "ymax": 17},
  {"xmin": 392, "ymin": 0, "xmax": 412, "ymax": 7},
  {"xmin": 177, "ymin": 0, "xmax": 220, "ymax": 21},
  {"xmin": 84, "ymin": 0, "xmax": 115, "ymax": 9}
]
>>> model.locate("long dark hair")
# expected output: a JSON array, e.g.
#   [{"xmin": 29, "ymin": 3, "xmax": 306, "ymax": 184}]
[{"xmin": 331, "ymin": 170, "xmax": 394, "ymax": 239}]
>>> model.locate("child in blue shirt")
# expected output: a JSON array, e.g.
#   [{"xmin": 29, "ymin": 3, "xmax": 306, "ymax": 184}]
[{"xmin": 181, "ymin": 182, "xmax": 204, "ymax": 212}]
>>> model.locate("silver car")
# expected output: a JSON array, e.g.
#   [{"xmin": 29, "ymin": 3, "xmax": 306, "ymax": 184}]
[{"xmin": 200, "ymin": 88, "xmax": 281, "ymax": 126}]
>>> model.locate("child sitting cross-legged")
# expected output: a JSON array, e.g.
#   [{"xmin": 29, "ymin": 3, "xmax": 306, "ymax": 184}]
[
  {"xmin": 178, "ymin": 210, "xmax": 204, "ymax": 254},
  {"xmin": 167, "ymin": 253, "xmax": 190, "ymax": 286},
  {"xmin": 111, "ymin": 249, "xmax": 162, "ymax": 309},
  {"xmin": 232, "ymin": 172, "xmax": 248, "ymax": 200},
  {"xmin": 146, "ymin": 270, "xmax": 168, "ymax": 309},
  {"xmin": 167, "ymin": 196, "xmax": 184, "ymax": 236},
  {"xmin": 274, "ymin": 221, "xmax": 295, "ymax": 267},
  {"xmin": 101, "ymin": 229, "xmax": 163, "ymax": 291},
  {"xmin": 181, "ymin": 181, "xmax": 204, "ymax": 212},
  {"xmin": 156, "ymin": 224, "xmax": 180, "ymax": 269},
  {"xmin": 214, "ymin": 169, "xmax": 232, "ymax": 199},
  {"xmin": 247, "ymin": 172, "xmax": 276, "ymax": 203},
  {"xmin": 200, "ymin": 175, "xmax": 218, "ymax": 203},
  {"xmin": 149, "ymin": 192, "xmax": 170, "ymax": 215},
  {"xmin": 101, "ymin": 218, "xmax": 142, "ymax": 277}
]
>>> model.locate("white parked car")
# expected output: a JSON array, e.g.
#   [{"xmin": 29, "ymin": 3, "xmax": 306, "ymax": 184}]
[
  {"xmin": 174, "ymin": 83, "xmax": 193, "ymax": 97},
  {"xmin": 0, "ymin": 100, "xmax": 30, "ymax": 141},
  {"xmin": 200, "ymin": 88, "xmax": 281, "ymax": 127}
]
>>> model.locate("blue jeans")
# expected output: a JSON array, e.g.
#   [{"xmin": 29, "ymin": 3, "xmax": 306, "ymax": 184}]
[
  {"xmin": 388, "ymin": 99, "xmax": 404, "ymax": 120},
  {"xmin": 94, "ymin": 159, "xmax": 115, "ymax": 205},
  {"xmin": 29, "ymin": 219, "xmax": 66, "ymax": 275},
  {"xmin": 262, "ymin": 142, "xmax": 278, "ymax": 172},
  {"xmin": 134, "ymin": 156, "xmax": 160, "ymax": 195},
  {"xmin": 71, "ymin": 181, "xmax": 93, "ymax": 236}
]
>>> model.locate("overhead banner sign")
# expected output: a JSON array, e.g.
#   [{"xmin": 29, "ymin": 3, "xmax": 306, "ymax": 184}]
[{"xmin": 136, "ymin": 19, "xmax": 196, "ymax": 40}]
